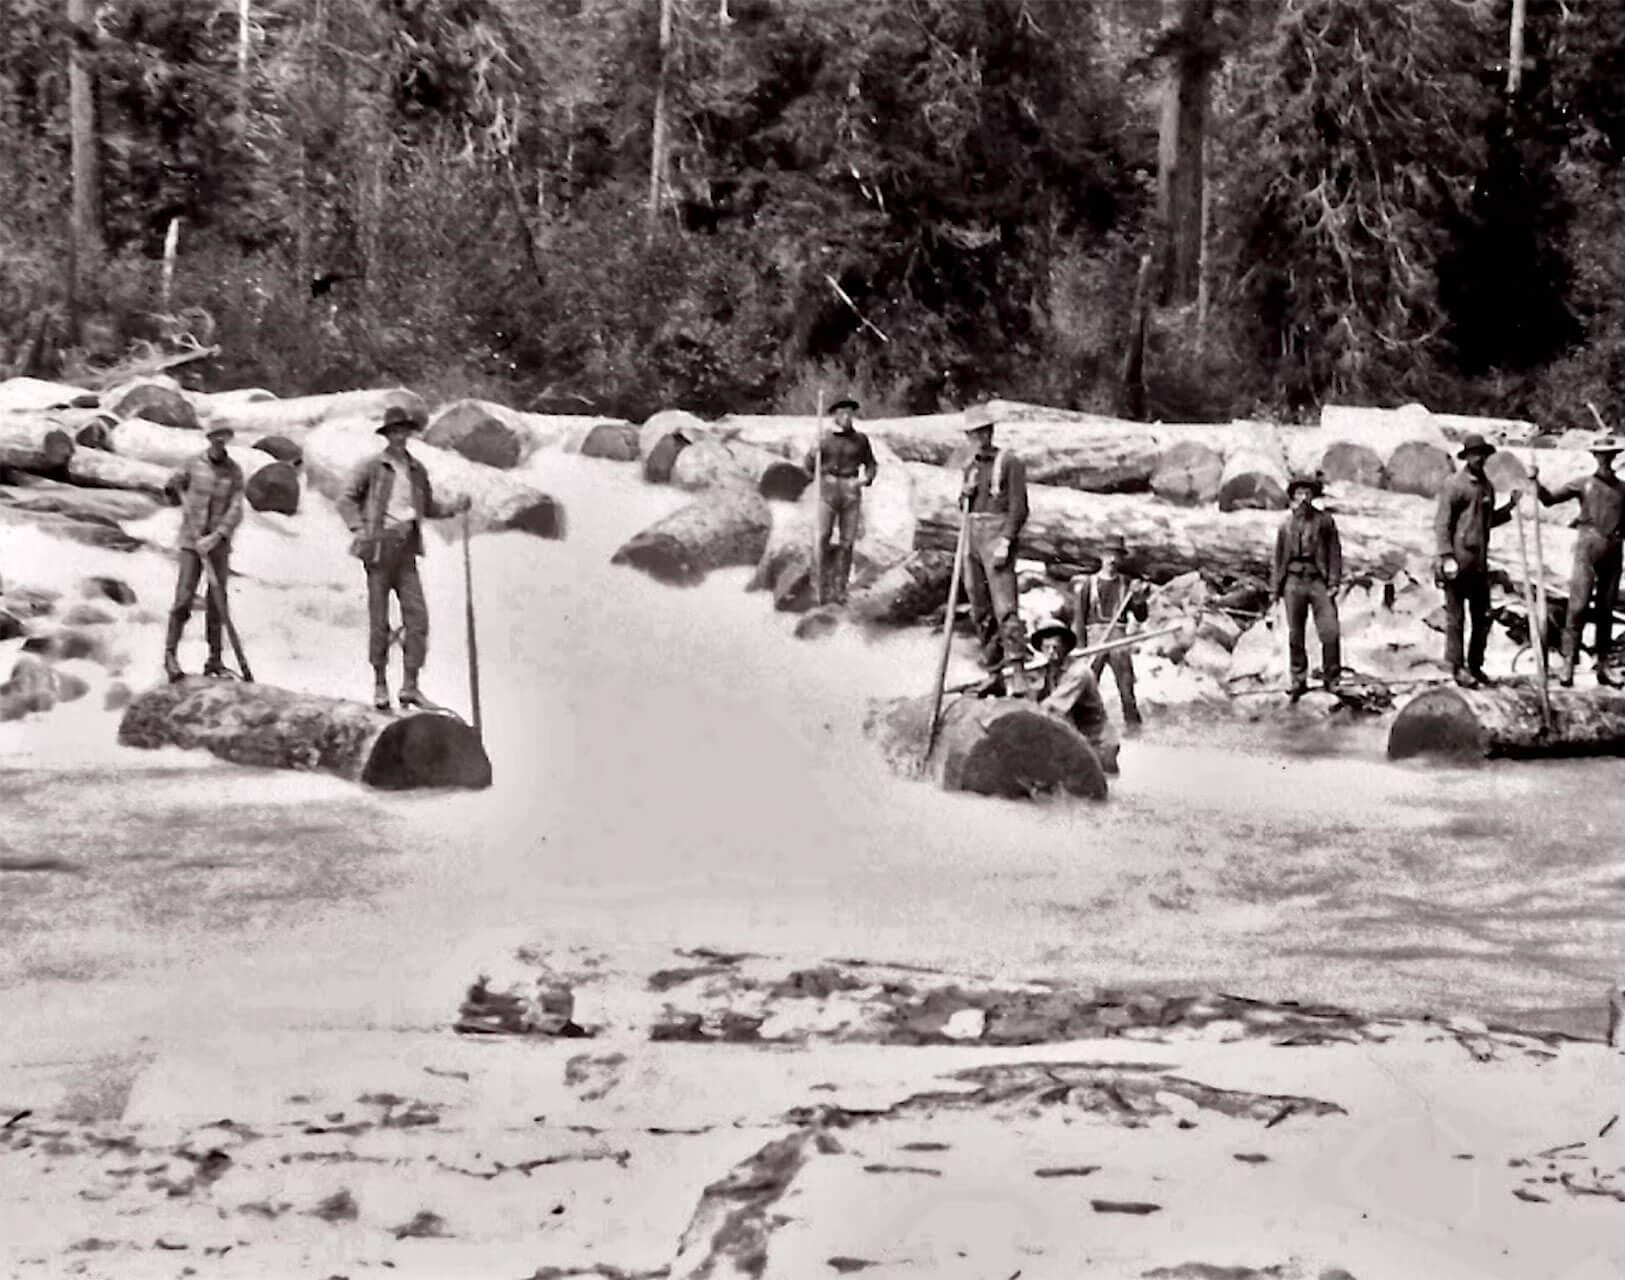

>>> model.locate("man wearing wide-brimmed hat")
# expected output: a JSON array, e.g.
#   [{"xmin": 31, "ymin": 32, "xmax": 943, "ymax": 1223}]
[
  {"xmin": 339, "ymin": 402, "xmax": 471, "ymax": 711},
  {"xmin": 1271, "ymin": 473, "xmax": 1343, "ymax": 698},
  {"xmin": 1028, "ymin": 617, "xmax": 1120, "ymax": 774},
  {"xmin": 1535, "ymin": 430, "xmax": 1625, "ymax": 686},
  {"xmin": 801, "ymin": 394, "xmax": 877, "ymax": 604},
  {"xmin": 1434, "ymin": 432, "xmax": 1520, "ymax": 688},
  {"xmin": 958, "ymin": 403, "xmax": 1031, "ymax": 694},
  {"xmin": 161, "ymin": 423, "xmax": 245, "ymax": 682},
  {"xmin": 1067, "ymin": 532, "xmax": 1149, "ymax": 728}
]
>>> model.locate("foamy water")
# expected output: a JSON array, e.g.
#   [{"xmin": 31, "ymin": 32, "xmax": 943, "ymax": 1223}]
[{"xmin": 4, "ymin": 452, "xmax": 1624, "ymax": 1080}]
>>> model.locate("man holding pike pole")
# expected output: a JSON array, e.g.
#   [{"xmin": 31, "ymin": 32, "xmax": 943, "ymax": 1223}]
[
  {"xmin": 802, "ymin": 395, "xmax": 877, "ymax": 605},
  {"xmin": 1434, "ymin": 433, "xmax": 1520, "ymax": 689},
  {"xmin": 1272, "ymin": 473, "xmax": 1343, "ymax": 700},
  {"xmin": 1534, "ymin": 422, "xmax": 1625, "ymax": 687},
  {"xmin": 1067, "ymin": 532, "xmax": 1149, "ymax": 730},
  {"xmin": 162, "ymin": 423, "xmax": 245, "ymax": 683}
]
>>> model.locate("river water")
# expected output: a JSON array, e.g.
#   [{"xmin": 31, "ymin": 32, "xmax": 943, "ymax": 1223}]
[{"xmin": 3, "ymin": 452, "xmax": 1623, "ymax": 1092}]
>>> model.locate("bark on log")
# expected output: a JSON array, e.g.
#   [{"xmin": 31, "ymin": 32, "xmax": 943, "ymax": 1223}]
[
  {"xmin": 64, "ymin": 448, "xmax": 177, "ymax": 498},
  {"xmin": 670, "ymin": 437, "xmax": 810, "ymax": 501},
  {"xmin": 104, "ymin": 378, "xmax": 198, "ymax": 430},
  {"xmin": 1387, "ymin": 684, "xmax": 1625, "ymax": 760},
  {"xmin": 1150, "ymin": 438, "xmax": 1224, "ymax": 505},
  {"xmin": 0, "ymin": 417, "xmax": 74, "ymax": 470},
  {"xmin": 197, "ymin": 388, "xmax": 427, "ymax": 442},
  {"xmin": 0, "ymin": 377, "xmax": 99, "ymax": 412},
  {"xmin": 106, "ymin": 418, "xmax": 301, "ymax": 514},
  {"xmin": 639, "ymin": 411, "xmax": 709, "ymax": 482},
  {"xmin": 117, "ymin": 678, "xmax": 492, "ymax": 790},
  {"xmin": 1386, "ymin": 440, "xmax": 1455, "ymax": 499},
  {"xmin": 1217, "ymin": 446, "xmax": 1289, "ymax": 512},
  {"xmin": 610, "ymin": 488, "xmax": 771, "ymax": 586},
  {"xmin": 302, "ymin": 422, "xmax": 566, "ymax": 539},
  {"xmin": 864, "ymin": 693, "xmax": 1107, "ymax": 800},
  {"xmin": 0, "ymin": 479, "xmax": 161, "ymax": 524},
  {"xmin": 845, "ymin": 550, "xmax": 957, "ymax": 626}
]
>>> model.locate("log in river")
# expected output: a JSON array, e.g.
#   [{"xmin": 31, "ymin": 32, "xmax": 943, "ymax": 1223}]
[
  {"xmin": 117, "ymin": 679, "xmax": 493, "ymax": 790},
  {"xmin": 1387, "ymin": 683, "xmax": 1625, "ymax": 761}
]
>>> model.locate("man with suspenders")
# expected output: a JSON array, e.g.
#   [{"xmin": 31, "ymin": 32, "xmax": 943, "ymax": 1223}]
[{"xmin": 1067, "ymin": 533, "xmax": 1148, "ymax": 729}]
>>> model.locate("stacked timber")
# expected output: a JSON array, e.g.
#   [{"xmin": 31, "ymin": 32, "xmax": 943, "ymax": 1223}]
[
  {"xmin": 303, "ymin": 420, "xmax": 566, "ymax": 539},
  {"xmin": 865, "ymin": 694, "xmax": 1108, "ymax": 801},
  {"xmin": 0, "ymin": 415, "xmax": 75, "ymax": 471},
  {"xmin": 118, "ymin": 679, "xmax": 492, "ymax": 790},
  {"xmin": 1388, "ymin": 684, "xmax": 1625, "ymax": 761}
]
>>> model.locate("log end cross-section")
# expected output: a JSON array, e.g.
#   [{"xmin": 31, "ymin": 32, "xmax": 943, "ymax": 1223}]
[
  {"xmin": 1388, "ymin": 683, "xmax": 1625, "ymax": 761},
  {"xmin": 117, "ymin": 679, "xmax": 492, "ymax": 790}
]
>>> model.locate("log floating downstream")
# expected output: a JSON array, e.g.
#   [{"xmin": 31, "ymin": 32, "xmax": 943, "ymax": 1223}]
[
  {"xmin": 117, "ymin": 679, "xmax": 493, "ymax": 790},
  {"xmin": 1387, "ymin": 683, "xmax": 1625, "ymax": 760}
]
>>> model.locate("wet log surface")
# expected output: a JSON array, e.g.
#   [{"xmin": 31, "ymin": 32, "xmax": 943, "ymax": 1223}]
[
  {"xmin": 611, "ymin": 487, "xmax": 772, "ymax": 586},
  {"xmin": 1387, "ymin": 683, "xmax": 1625, "ymax": 760},
  {"xmin": 117, "ymin": 679, "xmax": 492, "ymax": 789}
]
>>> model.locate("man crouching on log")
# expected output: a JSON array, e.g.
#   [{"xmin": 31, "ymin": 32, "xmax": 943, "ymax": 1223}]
[
  {"xmin": 162, "ymin": 424, "xmax": 244, "ymax": 683},
  {"xmin": 1272, "ymin": 473, "xmax": 1343, "ymax": 700},
  {"xmin": 339, "ymin": 404, "xmax": 471, "ymax": 712},
  {"xmin": 1434, "ymin": 433, "xmax": 1520, "ymax": 689},
  {"xmin": 803, "ymin": 394, "xmax": 877, "ymax": 604},
  {"xmin": 1030, "ymin": 619, "xmax": 1120, "ymax": 774},
  {"xmin": 1534, "ymin": 433, "xmax": 1625, "ymax": 687},
  {"xmin": 960, "ymin": 404, "xmax": 1032, "ymax": 695}
]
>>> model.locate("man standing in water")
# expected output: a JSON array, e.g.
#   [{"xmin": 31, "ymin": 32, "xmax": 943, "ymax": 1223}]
[
  {"xmin": 1534, "ymin": 433, "xmax": 1625, "ymax": 687},
  {"xmin": 1068, "ymin": 533, "xmax": 1148, "ymax": 730},
  {"xmin": 339, "ymin": 404, "xmax": 471, "ymax": 711},
  {"xmin": 1435, "ymin": 433, "xmax": 1519, "ymax": 689},
  {"xmin": 802, "ymin": 395, "xmax": 878, "ymax": 605},
  {"xmin": 1272, "ymin": 474, "xmax": 1343, "ymax": 699},
  {"xmin": 960, "ymin": 404, "xmax": 1031, "ymax": 695},
  {"xmin": 162, "ymin": 423, "xmax": 245, "ymax": 682}
]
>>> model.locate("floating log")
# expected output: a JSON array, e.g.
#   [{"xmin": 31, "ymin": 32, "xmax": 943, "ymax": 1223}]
[
  {"xmin": 1386, "ymin": 440, "xmax": 1455, "ymax": 498},
  {"xmin": 64, "ymin": 448, "xmax": 177, "ymax": 499},
  {"xmin": 845, "ymin": 549, "xmax": 957, "ymax": 626},
  {"xmin": 611, "ymin": 488, "xmax": 771, "ymax": 586},
  {"xmin": 0, "ymin": 479, "xmax": 161, "ymax": 524},
  {"xmin": 423, "ymin": 399, "xmax": 597, "ymax": 468},
  {"xmin": 302, "ymin": 422, "xmax": 565, "ymax": 539},
  {"xmin": 1150, "ymin": 438, "xmax": 1224, "ymax": 505},
  {"xmin": 865, "ymin": 694, "xmax": 1108, "ymax": 800},
  {"xmin": 671, "ymin": 437, "xmax": 810, "ymax": 501},
  {"xmin": 569, "ymin": 420, "xmax": 640, "ymax": 461},
  {"xmin": 104, "ymin": 377, "xmax": 198, "ymax": 430},
  {"xmin": 197, "ymin": 388, "xmax": 426, "ymax": 442},
  {"xmin": 1387, "ymin": 683, "xmax": 1625, "ymax": 760},
  {"xmin": 639, "ymin": 410, "xmax": 709, "ymax": 482},
  {"xmin": 117, "ymin": 679, "xmax": 492, "ymax": 790},
  {"xmin": 0, "ymin": 416, "xmax": 74, "ymax": 471},
  {"xmin": 106, "ymin": 418, "xmax": 301, "ymax": 514},
  {"xmin": 0, "ymin": 377, "xmax": 99, "ymax": 412}
]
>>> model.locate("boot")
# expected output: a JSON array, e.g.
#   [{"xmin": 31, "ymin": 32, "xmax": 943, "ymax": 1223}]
[
  {"xmin": 1453, "ymin": 666, "xmax": 1480, "ymax": 689},
  {"xmin": 398, "ymin": 672, "xmax": 440, "ymax": 712},
  {"xmin": 831, "ymin": 546, "xmax": 853, "ymax": 605},
  {"xmin": 373, "ymin": 669, "xmax": 392, "ymax": 712},
  {"xmin": 202, "ymin": 653, "xmax": 231, "ymax": 678},
  {"xmin": 164, "ymin": 652, "xmax": 184, "ymax": 683},
  {"xmin": 163, "ymin": 611, "xmax": 186, "ymax": 682}
]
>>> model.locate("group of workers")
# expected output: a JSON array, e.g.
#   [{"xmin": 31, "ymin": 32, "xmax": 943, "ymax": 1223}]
[
  {"xmin": 805, "ymin": 399, "xmax": 1625, "ymax": 741},
  {"xmin": 162, "ymin": 402, "xmax": 470, "ymax": 711}
]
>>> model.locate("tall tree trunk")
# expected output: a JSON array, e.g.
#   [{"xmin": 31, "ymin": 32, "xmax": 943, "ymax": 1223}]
[
  {"xmin": 646, "ymin": 0, "xmax": 675, "ymax": 244},
  {"xmin": 1507, "ymin": 0, "xmax": 1528, "ymax": 97},
  {"xmin": 1156, "ymin": 0, "xmax": 1214, "ymax": 306},
  {"xmin": 237, "ymin": 0, "xmax": 251, "ymax": 115},
  {"xmin": 66, "ymin": 0, "xmax": 103, "ymax": 337}
]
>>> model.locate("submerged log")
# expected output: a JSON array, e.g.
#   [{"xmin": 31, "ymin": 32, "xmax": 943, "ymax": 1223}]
[
  {"xmin": 611, "ymin": 488, "xmax": 771, "ymax": 586},
  {"xmin": 865, "ymin": 693, "xmax": 1107, "ymax": 800},
  {"xmin": 104, "ymin": 378, "xmax": 197, "ymax": 430},
  {"xmin": 117, "ymin": 679, "xmax": 492, "ymax": 789},
  {"xmin": 302, "ymin": 422, "xmax": 565, "ymax": 538},
  {"xmin": 106, "ymin": 418, "xmax": 301, "ymax": 513},
  {"xmin": 1387, "ymin": 684, "xmax": 1625, "ymax": 760},
  {"xmin": 0, "ymin": 416, "xmax": 75, "ymax": 471}
]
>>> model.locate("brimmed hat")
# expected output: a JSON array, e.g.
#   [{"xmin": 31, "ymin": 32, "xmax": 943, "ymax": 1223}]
[
  {"xmin": 377, "ymin": 403, "xmax": 425, "ymax": 435},
  {"xmin": 829, "ymin": 396, "xmax": 859, "ymax": 413},
  {"xmin": 963, "ymin": 404, "xmax": 999, "ymax": 432},
  {"xmin": 1593, "ymin": 434, "xmax": 1625, "ymax": 455},
  {"xmin": 1286, "ymin": 473, "xmax": 1324, "ymax": 498},
  {"xmin": 1030, "ymin": 620, "xmax": 1077, "ymax": 653},
  {"xmin": 204, "ymin": 423, "xmax": 235, "ymax": 440},
  {"xmin": 1099, "ymin": 532, "xmax": 1129, "ymax": 556},
  {"xmin": 1457, "ymin": 433, "xmax": 1496, "ymax": 459}
]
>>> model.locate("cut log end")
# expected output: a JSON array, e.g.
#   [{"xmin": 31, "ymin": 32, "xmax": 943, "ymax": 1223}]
[
  {"xmin": 642, "ymin": 434, "xmax": 688, "ymax": 484},
  {"xmin": 252, "ymin": 435, "xmax": 304, "ymax": 464},
  {"xmin": 610, "ymin": 536, "xmax": 702, "ymax": 587},
  {"xmin": 362, "ymin": 713, "xmax": 493, "ymax": 790},
  {"xmin": 496, "ymin": 497, "xmax": 567, "ymax": 540},
  {"xmin": 760, "ymin": 461, "xmax": 812, "ymax": 502},
  {"xmin": 1385, "ymin": 688, "xmax": 1487, "ymax": 760},
  {"xmin": 1388, "ymin": 683, "xmax": 1625, "ymax": 760},
  {"xmin": 578, "ymin": 422, "xmax": 640, "ymax": 462},
  {"xmin": 245, "ymin": 460, "xmax": 301, "ymax": 515}
]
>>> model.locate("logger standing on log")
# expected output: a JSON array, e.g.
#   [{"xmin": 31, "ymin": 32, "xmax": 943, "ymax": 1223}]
[
  {"xmin": 1067, "ymin": 533, "xmax": 1148, "ymax": 730},
  {"xmin": 1535, "ymin": 434, "xmax": 1625, "ymax": 687},
  {"xmin": 1434, "ymin": 433, "xmax": 1520, "ymax": 689},
  {"xmin": 162, "ymin": 424, "xmax": 245, "ymax": 683},
  {"xmin": 801, "ymin": 395, "xmax": 877, "ymax": 605},
  {"xmin": 1271, "ymin": 474, "xmax": 1343, "ymax": 699},
  {"xmin": 959, "ymin": 404, "xmax": 1032, "ymax": 695},
  {"xmin": 339, "ymin": 404, "xmax": 472, "ymax": 712}
]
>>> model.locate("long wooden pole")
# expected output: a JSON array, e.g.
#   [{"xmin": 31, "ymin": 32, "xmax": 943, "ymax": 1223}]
[
  {"xmin": 945, "ymin": 620, "xmax": 1187, "ymax": 697},
  {"xmin": 811, "ymin": 388, "xmax": 825, "ymax": 606},
  {"xmin": 462, "ymin": 510, "xmax": 483, "ymax": 738},
  {"xmin": 921, "ymin": 513, "xmax": 971, "ymax": 768},
  {"xmin": 1514, "ymin": 502, "xmax": 1552, "ymax": 734},
  {"xmin": 201, "ymin": 554, "xmax": 254, "ymax": 683}
]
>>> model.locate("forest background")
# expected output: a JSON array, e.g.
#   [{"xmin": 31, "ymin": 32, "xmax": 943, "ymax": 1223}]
[{"xmin": 4, "ymin": 0, "xmax": 1625, "ymax": 429}]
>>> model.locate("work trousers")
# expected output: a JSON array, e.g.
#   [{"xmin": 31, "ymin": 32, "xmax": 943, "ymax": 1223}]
[
  {"xmin": 962, "ymin": 513, "xmax": 1027, "ymax": 669},
  {"xmin": 167, "ymin": 542, "xmax": 231, "ymax": 658},
  {"xmin": 816, "ymin": 476, "xmax": 864, "ymax": 549},
  {"xmin": 1283, "ymin": 574, "xmax": 1342, "ymax": 686},
  {"xmin": 1089, "ymin": 643, "xmax": 1141, "ymax": 724},
  {"xmin": 1442, "ymin": 568, "xmax": 1493, "ymax": 673},
  {"xmin": 1562, "ymin": 530, "xmax": 1624, "ymax": 667},
  {"xmin": 366, "ymin": 524, "xmax": 428, "ymax": 673},
  {"xmin": 1039, "ymin": 659, "xmax": 1119, "ymax": 772}
]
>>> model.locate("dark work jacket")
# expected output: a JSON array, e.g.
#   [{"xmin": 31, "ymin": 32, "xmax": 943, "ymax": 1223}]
[
  {"xmin": 803, "ymin": 428, "xmax": 877, "ymax": 480},
  {"xmin": 1272, "ymin": 506, "xmax": 1343, "ymax": 598},
  {"xmin": 960, "ymin": 447, "xmax": 1028, "ymax": 542},
  {"xmin": 339, "ymin": 449, "xmax": 457, "ymax": 558},
  {"xmin": 1539, "ymin": 472, "xmax": 1625, "ymax": 542},
  {"xmin": 1434, "ymin": 470, "xmax": 1510, "ymax": 572},
  {"xmin": 1068, "ymin": 573, "xmax": 1148, "ymax": 643}
]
